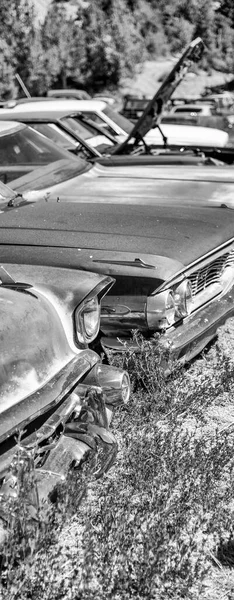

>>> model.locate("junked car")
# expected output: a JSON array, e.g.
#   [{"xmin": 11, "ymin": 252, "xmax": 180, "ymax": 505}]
[
  {"xmin": 0, "ymin": 39, "xmax": 229, "ymax": 149},
  {"xmin": 0, "ymin": 229, "xmax": 130, "ymax": 523},
  {"xmin": 3, "ymin": 98, "xmax": 228, "ymax": 147},
  {"xmin": 1, "ymin": 117, "xmax": 234, "ymax": 205},
  {"xmin": 47, "ymin": 88, "xmax": 91, "ymax": 100},
  {"xmin": 2, "ymin": 106, "xmax": 234, "ymax": 168},
  {"xmin": 0, "ymin": 109, "xmax": 116, "ymax": 156},
  {"xmin": 169, "ymin": 103, "xmax": 215, "ymax": 117},
  {"xmin": 1, "ymin": 169, "xmax": 234, "ymax": 363}
]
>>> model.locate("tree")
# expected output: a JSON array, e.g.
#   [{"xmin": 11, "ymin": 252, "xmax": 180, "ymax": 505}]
[
  {"xmin": 0, "ymin": 40, "xmax": 17, "ymax": 99},
  {"xmin": 41, "ymin": 2, "xmax": 86, "ymax": 88},
  {"xmin": 218, "ymin": 0, "xmax": 234, "ymax": 26},
  {"xmin": 0, "ymin": 0, "xmax": 36, "ymax": 96}
]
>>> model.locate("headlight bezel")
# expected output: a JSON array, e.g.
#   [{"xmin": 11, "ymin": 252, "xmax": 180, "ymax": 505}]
[
  {"xmin": 146, "ymin": 278, "xmax": 193, "ymax": 330},
  {"xmin": 75, "ymin": 295, "xmax": 100, "ymax": 346},
  {"xmin": 147, "ymin": 289, "xmax": 176, "ymax": 330},
  {"xmin": 174, "ymin": 279, "xmax": 193, "ymax": 318}
]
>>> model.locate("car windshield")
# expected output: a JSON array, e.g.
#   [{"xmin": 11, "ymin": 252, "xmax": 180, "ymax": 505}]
[
  {"xmin": 31, "ymin": 123, "xmax": 78, "ymax": 150},
  {"xmin": 0, "ymin": 126, "xmax": 69, "ymax": 166}
]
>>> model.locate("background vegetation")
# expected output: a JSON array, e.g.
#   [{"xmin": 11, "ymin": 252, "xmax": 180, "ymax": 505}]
[{"xmin": 1, "ymin": 0, "xmax": 234, "ymax": 98}]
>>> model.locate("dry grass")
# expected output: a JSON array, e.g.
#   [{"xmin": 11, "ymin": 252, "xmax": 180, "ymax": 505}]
[{"xmin": 1, "ymin": 320, "xmax": 234, "ymax": 598}]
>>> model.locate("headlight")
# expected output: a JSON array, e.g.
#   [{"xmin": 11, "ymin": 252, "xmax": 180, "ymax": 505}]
[
  {"xmin": 75, "ymin": 296, "xmax": 100, "ymax": 345},
  {"xmin": 81, "ymin": 364, "xmax": 131, "ymax": 406},
  {"xmin": 147, "ymin": 290, "xmax": 176, "ymax": 330},
  {"xmin": 174, "ymin": 280, "xmax": 193, "ymax": 317}
]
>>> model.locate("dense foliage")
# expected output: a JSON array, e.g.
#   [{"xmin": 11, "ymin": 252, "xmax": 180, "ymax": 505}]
[{"xmin": 1, "ymin": 0, "xmax": 234, "ymax": 97}]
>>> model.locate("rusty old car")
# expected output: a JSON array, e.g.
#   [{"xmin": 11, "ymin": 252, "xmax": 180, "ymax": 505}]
[
  {"xmin": 1, "ymin": 164, "xmax": 234, "ymax": 362},
  {"xmin": 0, "ymin": 211, "xmax": 130, "ymax": 530}
]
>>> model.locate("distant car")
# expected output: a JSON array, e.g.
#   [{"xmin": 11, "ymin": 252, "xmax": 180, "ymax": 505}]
[
  {"xmin": 47, "ymin": 88, "xmax": 91, "ymax": 100},
  {"xmin": 0, "ymin": 253, "xmax": 130, "ymax": 522},
  {"xmin": 121, "ymin": 95, "xmax": 149, "ymax": 121},
  {"xmin": 202, "ymin": 92, "xmax": 234, "ymax": 112},
  {"xmin": 0, "ymin": 118, "xmax": 233, "ymax": 204},
  {"xmin": 1, "ymin": 97, "xmax": 229, "ymax": 148},
  {"xmin": 93, "ymin": 93, "xmax": 117, "ymax": 106},
  {"xmin": 169, "ymin": 103, "xmax": 214, "ymax": 117},
  {"xmin": 161, "ymin": 113, "xmax": 234, "ymax": 142},
  {"xmin": 0, "ymin": 109, "xmax": 114, "ymax": 155},
  {"xmin": 2, "ymin": 108, "xmax": 233, "ymax": 167}
]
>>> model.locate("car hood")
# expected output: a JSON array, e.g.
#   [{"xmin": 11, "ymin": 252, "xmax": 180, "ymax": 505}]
[
  {"xmin": 143, "ymin": 124, "xmax": 229, "ymax": 147},
  {"xmin": 11, "ymin": 161, "xmax": 234, "ymax": 199},
  {"xmin": 115, "ymin": 37, "xmax": 204, "ymax": 153},
  {"xmin": 1, "ymin": 177, "xmax": 234, "ymax": 282}
]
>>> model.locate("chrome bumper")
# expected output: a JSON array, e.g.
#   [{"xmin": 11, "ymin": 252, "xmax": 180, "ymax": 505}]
[
  {"xmin": 0, "ymin": 361, "xmax": 130, "ymax": 501},
  {"xmin": 101, "ymin": 286, "xmax": 234, "ymax": 361}
]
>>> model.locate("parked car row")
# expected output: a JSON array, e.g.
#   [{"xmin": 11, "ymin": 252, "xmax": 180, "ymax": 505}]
[{"xmin": 1, "ymin": 38, "xmax": 234, "ymax": 521}]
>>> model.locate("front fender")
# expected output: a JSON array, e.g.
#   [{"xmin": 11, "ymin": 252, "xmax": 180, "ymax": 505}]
[{"xmin": 1, "ymin": 263, "xmax": 114, "ymax": 350}]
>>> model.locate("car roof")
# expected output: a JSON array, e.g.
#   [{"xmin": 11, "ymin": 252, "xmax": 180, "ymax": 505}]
[
  {"xmin": 0, "ymin": 99, "xmax": 107, "ymax": 114},
  {"xmin": 0, "ymin": 109, "xmax": 88, "ymax": 121},
  {"xmin": 0, "ymin": 120, "xmax": 25, "ymax": 135},
  {"xmin": 47, "ymin": 89, "xmax": 91, "ymax": 99}
]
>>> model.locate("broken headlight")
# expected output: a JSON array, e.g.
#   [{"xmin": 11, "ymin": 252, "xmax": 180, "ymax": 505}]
[{"xmin": 146, "ymin": 289, "xmax": 176, "ymax": 330}]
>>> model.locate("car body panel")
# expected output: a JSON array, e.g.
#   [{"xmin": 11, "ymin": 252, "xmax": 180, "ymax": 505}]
[
  {"xmin": 10, "ymin": 160, "xmax": 234, "ymax": 204},
  {"xmin": 170, "ymin": 103, "xmax": 214, "ymax": 116},
  {"xmin": 0, "ymin": 266, "xmax": 113, "ymax": 415}
]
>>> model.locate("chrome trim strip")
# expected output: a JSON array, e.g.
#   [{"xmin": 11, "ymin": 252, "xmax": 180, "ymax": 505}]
[{"xmin": 154, "ymin": 237, "xmax": 234, "ymax": 292}]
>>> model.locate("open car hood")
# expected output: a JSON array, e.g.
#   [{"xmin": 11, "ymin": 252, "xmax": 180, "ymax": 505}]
[{"xmin": 115, "ymin": 37, "xmax": 204, "ymax": 154}]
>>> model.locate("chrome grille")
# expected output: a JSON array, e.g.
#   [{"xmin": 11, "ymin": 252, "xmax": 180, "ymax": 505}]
[{"xmin": 188, "ymin": 249, "xmax": 234, "ymax": 297}]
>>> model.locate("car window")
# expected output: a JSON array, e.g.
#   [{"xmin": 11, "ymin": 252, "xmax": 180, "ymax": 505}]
[
  {"xmin": 83, "ymin": 111, "xmax": 118, "ymax": 137},
  {"xmin": 61, "ymin": 116, "xmax": 97, "ymax": 140},
  {"xmin": 31, "ymin": 123, "xmax": 77, "ymax": 150},
  {"xmin": 0, "ymin": 126, "xmax": 68, "ymax": 166},
  {"xmin": 103, "ymin": 106, "xmax": 133, "ymax": 135},
  {"xmin": 174, "ymin": 107, "xmax": 201, "ymax": 114}
]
